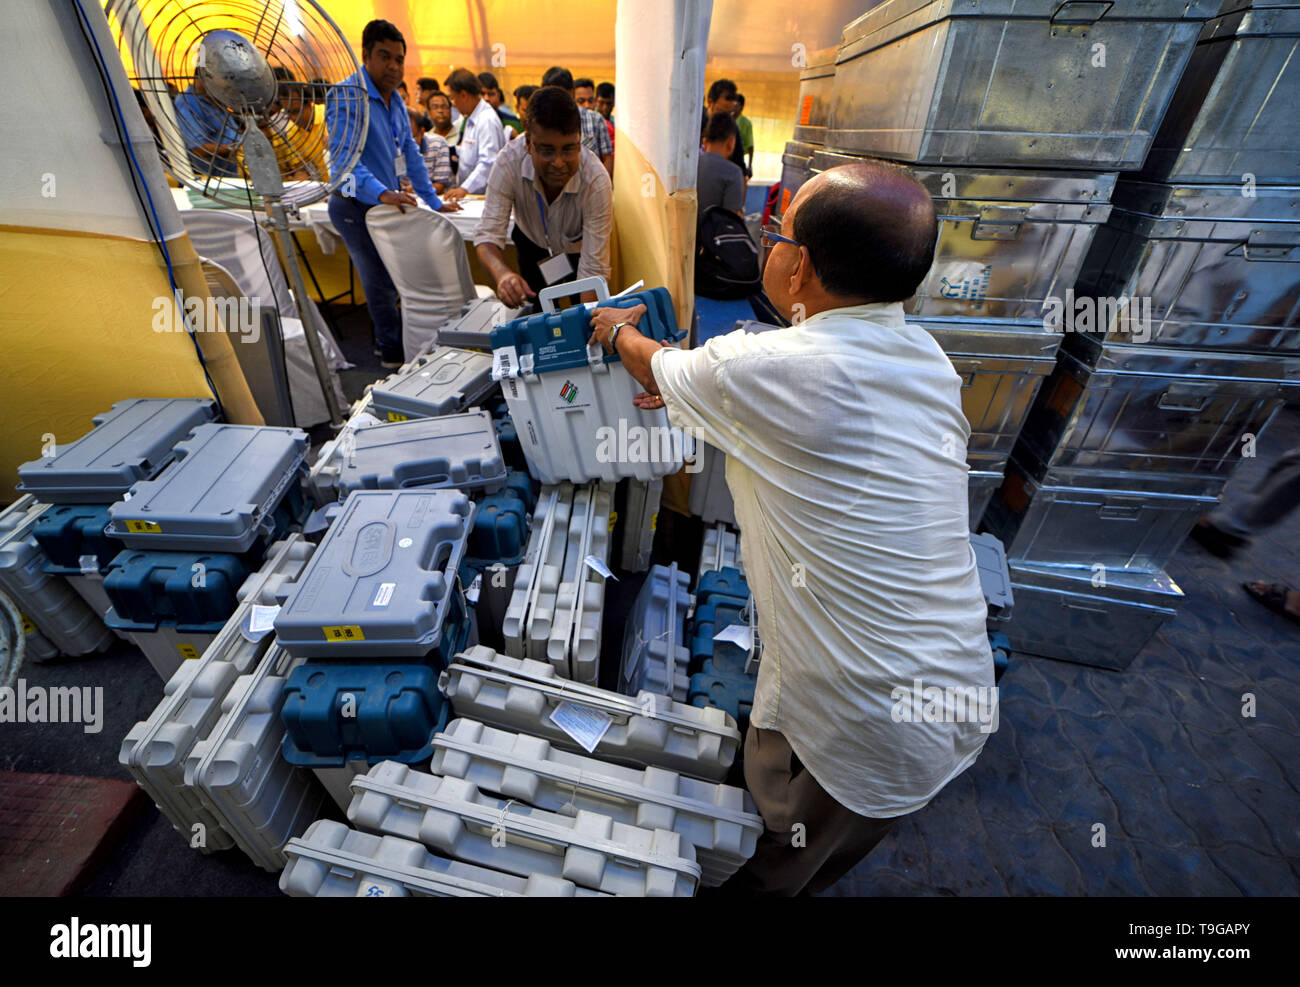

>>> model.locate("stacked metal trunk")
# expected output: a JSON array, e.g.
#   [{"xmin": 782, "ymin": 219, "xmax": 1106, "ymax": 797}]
[
  {"xmin": 986, "ymin": 0, "xmax": 1300, "ymax": 668},
  {"xmin": 793, "ymin": 1, "xmax": 1232, "ymax": 526}
]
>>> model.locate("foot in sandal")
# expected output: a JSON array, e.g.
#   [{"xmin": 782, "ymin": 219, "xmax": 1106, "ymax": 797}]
[{"xmin": 1243, "ymin": 581, "xmax": 1300, "ymax": 626}]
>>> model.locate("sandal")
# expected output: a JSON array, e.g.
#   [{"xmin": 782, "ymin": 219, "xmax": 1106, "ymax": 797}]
[{"xmin": 1242, "ymin": 582, "xmax": 1300, "ymax": 627}]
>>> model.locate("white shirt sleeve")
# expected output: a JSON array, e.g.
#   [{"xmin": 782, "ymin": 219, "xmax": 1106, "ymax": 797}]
[
  {"xmin": 651, "ymin": 334, "xmax": 749, "ymax": 460},
  {"xmin": 460, "ymin": 107, "xmax": 506, "ymax": 194}
]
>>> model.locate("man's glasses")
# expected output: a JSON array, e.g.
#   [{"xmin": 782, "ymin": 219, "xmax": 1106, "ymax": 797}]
[{"xmin": 759, "ymin": 223, "xmax": 819, "ymax": 278}]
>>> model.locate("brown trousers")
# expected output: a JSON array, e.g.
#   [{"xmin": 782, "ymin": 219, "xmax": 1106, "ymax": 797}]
[{"xmin": 718, "ymin": 727, "xmax": 900, "ymax": 896}]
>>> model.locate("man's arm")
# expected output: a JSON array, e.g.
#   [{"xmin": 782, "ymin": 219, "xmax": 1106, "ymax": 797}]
[
  {"xmin": 326, "ymin": 89, "xmax": 386, "ymax": 205},
  {"xmin": 401, "ymin": 125, "xmax": 445, "ymax": 210},
  {"xmin": 575, "ymin": 167, "xmax": 614, "ymax": 288},
  {"xmin": 473, "ymin": 158, "xmax": 535, "ymax": 307}
]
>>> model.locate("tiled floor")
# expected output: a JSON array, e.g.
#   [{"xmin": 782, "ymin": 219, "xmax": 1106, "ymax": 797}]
[{"xmin": 824, "ymin": 405, "xmax": 1300, "ymax": 896}]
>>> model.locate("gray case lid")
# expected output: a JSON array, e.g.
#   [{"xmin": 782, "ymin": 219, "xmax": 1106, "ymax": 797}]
[
  {"xmin": 368, "ymin": 346, "xmax": 497, "ymax": 421},
  {"xmin": 436, "ymin": 297, "xmax": 524, "ymax": 350},
  {"xmin": 336, "ymin": 410, "xmax": 505, "ymax": 496},
  {"xmin": 273, "ymin": 489, "xmax": 474, "ymax": 657},
  {"xmin": 17, "ymin": 398, "xmax": 216, "ymax": 503},
  {"xmin": 969, "ymin": 532, "xmax": 1014, "ymax": 618},
  {"xmin": 106, "ymin": 424, "xmax": 308, "ymax": 552}
]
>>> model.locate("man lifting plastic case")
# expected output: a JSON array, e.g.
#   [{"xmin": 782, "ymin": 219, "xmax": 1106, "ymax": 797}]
[{"xmin": 489, "ymin": 278, "xmax": 688, "ymax": 484}]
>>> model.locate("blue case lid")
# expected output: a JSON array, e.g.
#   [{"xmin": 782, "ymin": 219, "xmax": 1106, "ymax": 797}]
[
  {"xmin": 17, "ymin": 398, "xmax": 216, "ymax": 503},
  {"xmin": 280, "ymin": 661, "xmax": 450, "ymax": 767},
  {"xmin": 106, "ymin": 424, "xmax": 308, "ymax": 552},
  {"xmin": 32, "ymin": 504, "xmax": 119, "ymax": 573},
  {"xmin": 103, "ymin": 549, "xmax": 249, "ymax": 629},
  {"xmin": 273, "ymin": 490, "xmax": 474, "ymax": 659},
  {"xmin": 688, "ymin": 660, "xmax": 755, "ymax": 727},
  {"xmin": 489, "ymin": 286, "xmax": 683, "ymax": 376},
  {"xmin": 695, "ymin": 567, "xmax": 748, "ymax": 606}
]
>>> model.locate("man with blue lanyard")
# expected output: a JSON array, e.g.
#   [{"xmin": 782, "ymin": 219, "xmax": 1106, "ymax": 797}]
[{"xmin": 326, "ymin": 19, "xmax": 460, "ymax": 367}]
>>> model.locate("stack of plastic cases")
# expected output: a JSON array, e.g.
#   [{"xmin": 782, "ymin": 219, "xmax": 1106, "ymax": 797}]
[
  {"xmin": 488, "ymin": 282, "xmax": 687, "ymax": 483},
  {"xmin": 304, "ymin": 401, "xmax": 382, "ymax": 504},
  {"xmin": 432, "ymin": 297, "xmax": 526, "ymax": 351},
  {"xmin": 695, "ymin": 567, "xmax": 748, "ymax": 608},
  {"xmin": 621, "ymin": 563, "xmax": 693, "ymax": 702},
  {"xmin": 348, "ymin": 761, "xmax": 701, "ymax": 896},
  {"xmin": 617, "ymin": 477, "xmax": 662, "ymax": 574},
  {"xmin": 0, "ymin": 496, "xmax": 113, "ymax": 659},
  {"xmin": 106, "ymin": 424, "xmax": 309, "ymax": 555},
  {"xmin": 501, "ymin": 482, "xmax": 612, "ymax": 684},
  {"xmin": 32, "ymin": 504, "xmax": 123, "ymax": 630},
  {"xmin": 184, "ymin": 643, "xmax": 326, "ymax": 872},
  {"xmin": 431, "ymin": 718, "xmax": 763, "ymax": 886},
  {"xmin": 281, "ymin": 819, "xmax": 607, "ymax": 897},
  {"xmin": 315, "ymin": 411, "xmax": 507, "ymax": 503},
  {"xmin": 366, "ymin": 345, "xmax": 497, "ymax": 422},
  {"xmin": 970, "ymin": 532, "xmax": 1014, "ymax": 625},
  {"xmin": 16, "ymin": 398, "xmax": 216, "ymax": 504},
  {"xmin": 487, "ymin": 398, "xmax": 527, "ymax": 474},
  {"xmin": 118, "ymin": 536, "xmax": 315, "ymax": 854},
  {"xmin": 439, "ymin": 645, "xmax": 741, "ymax": 782},
  {"xmin": 688, "ymin": 442, "xmax": 736, "ymax": 526},
  {"xmin": 698, "ymin": 523, "xmax": 744, "ymax": 582},
  {"xmin": 688, "ymin": 589, "xmax": 757, "ymax": 733},
  {"xmin": 273, "ymin": 490, "xmax": 475, "ymax": 808}
]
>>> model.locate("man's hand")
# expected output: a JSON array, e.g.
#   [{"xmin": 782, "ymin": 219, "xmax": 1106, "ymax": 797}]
[
  {"xmin": 443, "ymin": 187, "xmax": 469, "ymax": 201},
  {"xmin": 633, "ymin": 392, "xmax": 665, "ymax": 410},
  {"xmin": 437, "ymin": 199, "xmax": 462, "ymax": 213},
  {"xmin": 379, "ymin": 189, "xmax": 418, "ymax": 212},
  {"xmin": 496, "ymin": 272, "xmax": 536, "ymax": 308},
  {"xmin": 588, "ymin": 303, "xmax": 647, "ymax": 352}
]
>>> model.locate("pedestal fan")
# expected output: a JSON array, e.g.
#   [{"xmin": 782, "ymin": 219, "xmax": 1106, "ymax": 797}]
[{"xmin": 107, "ymin": 0, "xmax": 370, "ymax": 425}]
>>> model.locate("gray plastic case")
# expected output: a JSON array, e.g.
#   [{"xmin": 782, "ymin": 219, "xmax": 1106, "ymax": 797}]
[
  {"xmin": 17, "ymin": 398, "xmax": 216, "ymax": 503},
  {"xmin": 698, "ymin": 523, "xmax": 744, "ymax": 581},
  {"xmin": 332, "ymin": 411, "xmax": 505, "ymax": 499},
  {"xmin": 440, "ymin": 646, "xmax": 741, "ymax": 782},
  {"xmin": 621, "ymin": 563, "xmax": 692, "ymax": 702},
  {"xmin": 367, "ymin": 346, "xmax": 497, "ymax": 421},
  {"xmin": 348, "ymin": 761, "xmax": 701, "ymax": 896},
  {"xmin": 106, "ymin": 424, "xmax": 308, "ymax": 552},
  {"xmin": 432, "ymin": 719, "xmax": 761, "ymax": 886},
  {"xmin": 281, "ymin": 819, "xmax": 607, "ymax": 896},
  {"xmin": 435, "ymin": 297, "xmax": 526, "ymax": 350},
  {"xmin": 273, "ymin": 490, "xmax": 474, "ymax": 658},
  {"xmin": 0, "ymin": 497, "xmax": 113, "ymax": 657},
  {"xmin": 118, "ymin": 536, "xmax": 316, "ymax": 854},
  {"xmin": 970, "ymin": 532, "xmax": 1014, "ymax": 623}
]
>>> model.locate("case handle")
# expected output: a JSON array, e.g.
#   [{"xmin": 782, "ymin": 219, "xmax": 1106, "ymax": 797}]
[
  {"xmin": 1050, "ymin": 2, "xmax": 1112, "ymax": 26},
  {"xmin": 537, "ymin": 276, "xmax": 610, "ymax": 314},
  {"xmin": 1097, "ymin": 501, "xmax": 1142, "ymax": 521},
  {"xmin": 1157, "ymin": 384, "xmax": 1213, "ymax": 413}
]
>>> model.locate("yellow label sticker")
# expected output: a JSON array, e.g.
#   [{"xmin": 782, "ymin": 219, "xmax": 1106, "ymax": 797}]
[
  {"xmin": 386, "ymin": 412, "xmax": 408, "ymax": 422},
  {"xmin": 125, "ymin": 519, "xmax": 163, "ymax": 534},
  {"xmin": 323, "ymin": 625, "xmax": 365, "ymax": 642},
  {"xmin": 177, "ymin": 643, "xmax": 201, "ymax": 660},
  {"xmin": 21, "ymin": 614, "xmax": 37, "ymax": 636},
  {"xmin": 552, "ymin": 326, "xmax": 563, "ymax": 338},
  {"xmin": 650, "ymin": 512, "xmax": 658, "ymax": 531},
  {"xmin": 608, "ymin": 510, "xmax": 618, "ymax": 533}
]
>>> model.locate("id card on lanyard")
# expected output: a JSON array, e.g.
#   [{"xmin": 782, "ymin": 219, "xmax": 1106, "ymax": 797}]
[
  {"xmin": 389, "ymin": 98, "xmax": 407, "ymax": 183},
  {"xmin": 535, "ymin": 189, "xmax": 573, "ymax": 285}
]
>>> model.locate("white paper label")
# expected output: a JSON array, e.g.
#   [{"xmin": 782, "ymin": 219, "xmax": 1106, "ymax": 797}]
[
  {"xmin": 538, "ymin": 252, "xmax": 574, "ymax": 286},
  {"xmin": 372, "ymin": 582, "xmax": 396, "ymax": 607},
  {"xmin": 78, "ymin": 555, "xmax": 99, "ymax": 575},
  {"xmin": 492, "ymin": 345, "xmax": 519, "ymax": 381},
  {"xmin": 583, "ymin": 555, "xmax": 617, "ymax": 581},
  {"xmin": 358, "ymin": 881, "xmax": 396, "ymax": 897},
  {"xmin": 465, "ymin": 573, "xmax": 482, "ymax": 605},
  {"xmin": 713, "ymin": 622, "xmax": 753, "ymax": 651},
  {"xmin": 548, "ymin": 701, "xmax": 613, "ymax": 754},
  {"xmin": 241, "ymin": 604, "xmax": 280, "ymax": 643}
]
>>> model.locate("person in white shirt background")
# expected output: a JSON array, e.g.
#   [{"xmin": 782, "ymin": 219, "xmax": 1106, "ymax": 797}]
[
  {"xmin": 588, "ymin": 160, "xmax": 996, "ymax": 896},
  {"xmin": 442, "ymin": 67, "xmax": 506, "ymax": 197}
]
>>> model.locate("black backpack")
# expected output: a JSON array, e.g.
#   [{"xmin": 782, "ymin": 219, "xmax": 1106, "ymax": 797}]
[{"xmin": 695, "ymin": 205, "xmax": 761, "ymax": 300}]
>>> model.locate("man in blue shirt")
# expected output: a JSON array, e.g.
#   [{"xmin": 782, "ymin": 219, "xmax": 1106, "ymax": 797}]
[
  {"xmin": 326, "ymin": 19, "xmax": 461, "ymax": 367},
  {"xmin": 174, "ymin": 77, "xmax": 242, "ymax": 178}
]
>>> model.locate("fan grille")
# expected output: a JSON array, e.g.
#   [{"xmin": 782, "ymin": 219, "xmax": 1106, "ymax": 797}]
[{"xmin": 108, "ymin": 0, "xmax": 368, "ymax": 210}]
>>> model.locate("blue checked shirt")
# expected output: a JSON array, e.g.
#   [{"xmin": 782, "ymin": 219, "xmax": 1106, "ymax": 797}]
[
  {"xmin": 326, "ymin": 70, "xmax": 441, "ymax": 208},
  {"xmin": 580, "ymin": 106, "xmax": 612, "ymax": 158}
]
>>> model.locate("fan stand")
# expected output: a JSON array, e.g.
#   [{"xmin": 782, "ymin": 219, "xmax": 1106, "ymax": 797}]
[{"xmin": 242, "ymin": 126, "xmax": 344, "ymax": 426}]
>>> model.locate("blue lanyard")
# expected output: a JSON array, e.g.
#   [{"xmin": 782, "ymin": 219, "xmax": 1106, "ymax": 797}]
[{"xmin": 535, "ymin": 189, "xmax": 551, "ymax": 250}]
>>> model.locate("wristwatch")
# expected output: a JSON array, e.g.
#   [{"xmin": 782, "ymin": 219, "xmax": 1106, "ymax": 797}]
[{"xmin": 608, "ymin": 321, "xmax": 631, "ymax": 351}]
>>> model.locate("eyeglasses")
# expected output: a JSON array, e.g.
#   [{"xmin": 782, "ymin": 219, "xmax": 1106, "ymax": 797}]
[{"xmin": 759, "ymin": 223, "xmax": 820, "ymax": 278}]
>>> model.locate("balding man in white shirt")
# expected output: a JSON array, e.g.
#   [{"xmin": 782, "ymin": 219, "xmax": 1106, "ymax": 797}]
[{"xmin": 589, "ymin": 161, "xmax": 996, "ymax": 896}]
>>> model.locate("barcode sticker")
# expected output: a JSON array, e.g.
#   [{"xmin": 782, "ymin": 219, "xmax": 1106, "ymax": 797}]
[
  {"xmin": 492, "ymin": 345, "xmax": 519, "ymax": 381},
  {"xmin": 372, "ymin": 582, "xmax": 396, "ymax": 607}
]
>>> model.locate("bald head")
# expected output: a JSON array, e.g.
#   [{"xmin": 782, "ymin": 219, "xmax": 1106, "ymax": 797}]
[{"xmin": 789, "ymin": 161, "xmax": 937, "ymax": 303}]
